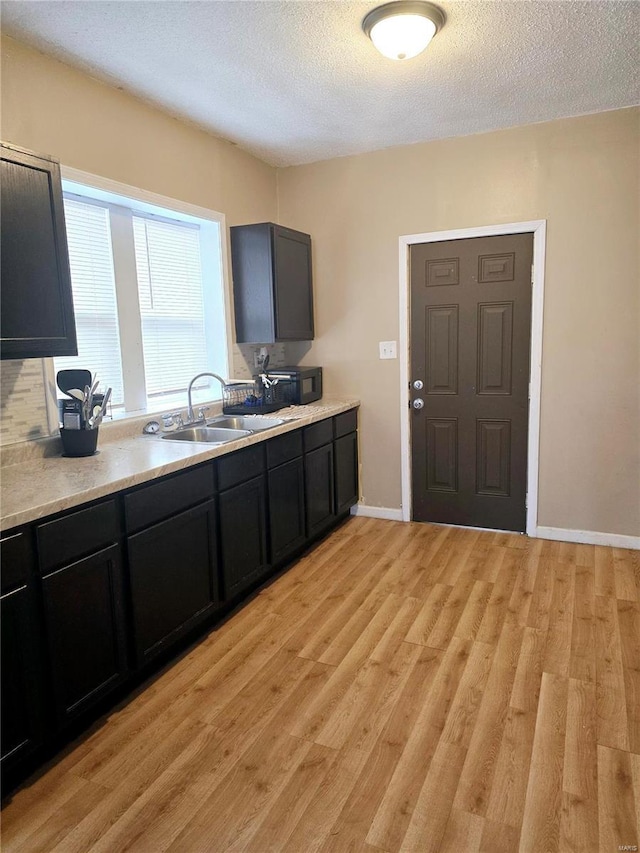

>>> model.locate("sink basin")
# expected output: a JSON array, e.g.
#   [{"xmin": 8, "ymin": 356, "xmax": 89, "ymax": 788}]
[
  {"xmin": 162, "ymin": 426, "xmax": 252, "ymax": 444},
  {"xmin": 208, "ymin": 416, "xmax": 287, "ymax": 432}
]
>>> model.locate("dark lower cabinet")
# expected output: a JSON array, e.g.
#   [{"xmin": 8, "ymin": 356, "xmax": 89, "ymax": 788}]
[
  {"xmin": 1, "ymin": 410, "xmax": 359, "ymax": 790},
  {"xmin": 334, "ymin": 432, "xmax": 359, "ymax": 514},
  {"xmin": 268, "ymin": 457, "xmax": 306, "ymax": 565},
  {"xmin": 127, "ymin": 500, "xmax": 219, "ymax": 666},
  {"xmin": 42, "ymin": 544, "xmax": 127, "ymax": 725},
  {"xmin": 219, "ymin": 476, "xmax": 269, "ymax": 598},
  {"xmin": 305, "ymin": 443, "xmax": 336, "ymax": 538},
  {"xmin": 1, "ymin": 585, "xmax": 45, "ymax": 769}
]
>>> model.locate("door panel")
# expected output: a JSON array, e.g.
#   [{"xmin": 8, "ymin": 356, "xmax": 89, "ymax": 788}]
[{"xmin": 410, "ymin": 233, "xmax": 533, "ymax": 532}]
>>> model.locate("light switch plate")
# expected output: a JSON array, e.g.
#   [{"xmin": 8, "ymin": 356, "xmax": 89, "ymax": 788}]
[{"xmin": 379, "ymin": 341, "xmax": 397, "ymax": 360}]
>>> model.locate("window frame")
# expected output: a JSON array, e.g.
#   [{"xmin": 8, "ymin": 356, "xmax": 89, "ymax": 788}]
[{"xmin": 44, "ymin": 166, "xmax": 235, "ymax": 432}]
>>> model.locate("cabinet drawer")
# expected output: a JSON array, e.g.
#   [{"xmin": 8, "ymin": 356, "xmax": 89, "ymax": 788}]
[
  {"xmin": 266, "ymin": 429, "xmax": 303, "ymax": 469},
  {"xmin": 124, "ymin": 465, "xmax": 214, "ymax": 534},
  {"xmin": 1, "ymin": 529, "xmax": 33, "ymax": 593},
  {"xmin": 303, "ymin": 419, "xmax": 333, "ymax": 453},
  {"xmin": 37, "ymin": 500, "xmax": 119, "ymax": 575},
  {"xmin": 334, "ymin": 409, "xmax": 358, "ymax": 439},
  {"xmin": 217, "ymin": 444, "xmax": 264, "ymax": 491}
]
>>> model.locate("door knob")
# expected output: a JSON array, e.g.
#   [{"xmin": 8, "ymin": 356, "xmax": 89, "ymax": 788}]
[
  {"xmin": 412, "ymin": 380, "xmax": 424, "ymax": 390},
  {"xmin": 412, "ymin": 398, "xmax": 425, "ymax": 410}
]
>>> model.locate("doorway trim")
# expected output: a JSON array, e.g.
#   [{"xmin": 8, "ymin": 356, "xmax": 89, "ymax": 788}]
[{"xmin": 399, "ymin": 220, "xmax": 547, "ymax": 536}]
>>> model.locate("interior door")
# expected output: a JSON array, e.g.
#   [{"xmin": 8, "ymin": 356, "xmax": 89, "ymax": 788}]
[{"xmin": 410, "ymin": 233, "xmax": 533, "ymax": 532}]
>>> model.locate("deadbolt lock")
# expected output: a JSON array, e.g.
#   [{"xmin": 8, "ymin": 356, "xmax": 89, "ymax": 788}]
[{"xmin": 412, "ymin": 379, "xmax": 424, "ymax": 390}]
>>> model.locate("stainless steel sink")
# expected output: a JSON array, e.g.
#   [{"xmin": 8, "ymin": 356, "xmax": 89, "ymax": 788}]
[
  {"xmin": 208, "ymin": 416, "xmax": 287, "ymax": 431},
  {"xmin": 162, "ymin": 426, "xmax": 252, "ymax": 444}
]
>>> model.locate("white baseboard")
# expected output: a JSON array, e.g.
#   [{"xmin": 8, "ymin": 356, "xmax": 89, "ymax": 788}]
[
  {"xmin": 350, "ymin": 504, "xmax": 404, "ymax": 522},
  {"xmin": 536, "ymin": 526, "xmax": 640, "ymax": 550}
]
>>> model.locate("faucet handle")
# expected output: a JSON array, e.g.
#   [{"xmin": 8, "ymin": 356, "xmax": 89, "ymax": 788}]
[
  {"xmin": 162, "ymin": 411, "xmax": 184, "ymax": 430},
  {"xmin": 197, "ymin": 406, "xmax": 210, "ymax": 422}
]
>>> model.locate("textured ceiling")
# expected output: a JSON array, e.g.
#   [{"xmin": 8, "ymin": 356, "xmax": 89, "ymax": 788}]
[{"xmin": 2, "ymin": 1, "xmax": 638, "ymax": 167}]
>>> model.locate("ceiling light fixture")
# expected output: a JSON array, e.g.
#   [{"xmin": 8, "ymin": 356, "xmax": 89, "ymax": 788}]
[{"xmin": 362, "ymin": 0, "xmax": 445, "ymax": 61}]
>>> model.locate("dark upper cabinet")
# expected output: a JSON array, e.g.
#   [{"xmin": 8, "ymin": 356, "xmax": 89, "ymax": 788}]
[
  {"xmin": 230, "ymin": 222, "xmax": 314, "ymax": 343},
  {"xmin": 0, "ymin": 142, "xmax": 77, "ymax": 360}
]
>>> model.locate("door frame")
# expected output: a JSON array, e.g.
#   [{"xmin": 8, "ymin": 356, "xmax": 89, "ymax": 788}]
[{"xmin": 399, "ymin": 220, "xmax": 547, "ymax": 536}]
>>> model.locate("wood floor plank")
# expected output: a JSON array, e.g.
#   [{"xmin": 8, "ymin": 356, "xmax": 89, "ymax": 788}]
[
  {"xmin": 316, "ymin": 648, "xmax": 442, "ymax": 851},
  {"xmin": 542, "ymin": 558, "xmax": 575, "ymax": 677},
  {"xmin": 404, "ymin": 582, "xmax": 453, "ymax": 646},
  {"xmin": 519, "ymin": 671, "xmax": 568, "ymax": 853},
  {"xmin": 595, "ymin": 594, "xmax": 630, "ymax": 751},
  {"xmin": 595, "ymin": 547, "xmax": 616, "ymax": 598},
  {"xmin": 478, "ymin": 819, "xmax": 521, "ymax": 852},
  {"xmin": 485, "ymin": 705, "xmax": 538, "ymax": 829},
  {"xmin": 3, "ymin": 519, "xmax": 637, "ymax": 853},
  {"xmin": 398, "ymin": 741, "xmax": 467, "ymax": 852},
  {"xmin": 597, "ymin": 745, "xmax": 639, "ymax": 853},
  {"xmin": 475, "ymin": 555, "xmax": 520, "ymax": 645},
  {"xmin": 453, "ymin": 620, "xmax": 524, "ymax": 816},
  {"xmin": 569, "ymin": 560, "xmax": 597, "ymax": 683},
  {"xmin": 559, "ymin": 790, "xmax": 599, "ymax": 853},
  {"xmin": 426, "ymin": 574, "xmax": 477, "ymax": 649},
  {"xmin": 366, "ymin": 637, "xmax": 472, "ymax": 852},
  {"xmin": 246, "ymin": 742, "xmax": 337, "ymax": 852},
  {"xmin": 510, "ymin": 625, "xmax": 546, "ymax": 713},
  {"xmin": 454, "ymin": 579, "xmax": 493, "ymax": 641},
  {"xmin": 439, "ymin": 808, "xmax": 484, "ymax": 853},
  {"xmin": 617, "ymin": 598, "xmax": 640, "ymax": 754},
  {"xmin": 563, "ymin": 677, "xmax": 597, "ymax": 801},
  {"xmin": 614, "ymin": 547, "xmax": 639, "ymax": 601},
  {"xmin": 290, "ymin": 594, "xmax": 408, "ymax": 743}
]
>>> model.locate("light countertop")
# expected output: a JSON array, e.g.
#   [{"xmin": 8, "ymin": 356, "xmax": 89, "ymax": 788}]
[{"xmin": 0, "ymin": 399, "xmax": 359, "ymax": 532}]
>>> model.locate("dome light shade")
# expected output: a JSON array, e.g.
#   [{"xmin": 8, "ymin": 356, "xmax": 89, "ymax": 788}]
[{"xmin": 362, "ymin": 1, "xmax": 445, "ymax": 61}]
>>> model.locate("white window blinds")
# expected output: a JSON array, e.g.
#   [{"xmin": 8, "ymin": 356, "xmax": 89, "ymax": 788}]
[
  {"xmin": 54, "ymin": 198, "xmax": 124, "ymax": 405},
  {"xmin": 133, "ymin": 216, "xmax": 208, "ymax": 398}
]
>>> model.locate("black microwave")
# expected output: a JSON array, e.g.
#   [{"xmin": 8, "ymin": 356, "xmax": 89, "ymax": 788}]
[{"xmin": 268, "ymin": 366, "xmax": 323, "ymax": 405}]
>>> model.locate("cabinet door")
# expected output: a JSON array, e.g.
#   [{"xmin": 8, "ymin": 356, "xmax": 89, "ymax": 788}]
[
  {"xmin": 305, "ymin": 443, "xmax": 336, "ymax": 539},
  {"xmin": 335, "ymin": 432, "xmax": 359, "ymax": 515},
  {"xmin": 273, "ymin": 226, "xmax": 314, "ymax": 341},
  {"xmin": 127, "ymin": 500, "xmax": 219, "ymax": 667},
  {"xmin": 0, "ymin": 144, "xmax": 77, "ymax": 359},
  {"xmin": 219, "ymin": 476, "xmax": 269, "ymax": 599},
  {"xmin": 1, "ymin": 585, "xmax": 46, "ymax": 769},
  {"xmin": 42, "ymin": 544, "xmax": 127, "ymax": 725},
  {"xmin": 268, "ymin": 457, "xmax": 306, "ymax": 565}
]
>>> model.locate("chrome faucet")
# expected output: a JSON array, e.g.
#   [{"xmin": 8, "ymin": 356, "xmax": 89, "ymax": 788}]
[{"xmin": 186, "ymin": 372, "xmax": 227, "ymax": 423}]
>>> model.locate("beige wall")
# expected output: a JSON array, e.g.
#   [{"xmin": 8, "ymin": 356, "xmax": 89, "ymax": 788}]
[
  {"xmin": 2, "ymin": 36, "xmax": 638, "ymax": 537},
  {"xmin": 278, "ymin": 109, "xmax": 640, "ymax": 537},
  {"xmin": 0, "ymin": 35, "xmax": 279, "ymax": 443},
  {"xmin": 1, "ymin": 36, "xmax": 277, "ymax": 226}
]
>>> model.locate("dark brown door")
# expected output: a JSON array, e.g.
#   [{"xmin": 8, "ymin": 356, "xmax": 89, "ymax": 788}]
[{"xmin": 410, "ymin": 233, "xmax": 533, "ymax": 532}]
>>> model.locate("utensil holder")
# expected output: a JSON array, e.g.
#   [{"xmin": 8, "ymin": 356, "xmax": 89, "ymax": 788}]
[{"xmin": 60, "ymin": 427, "xmax": 99, "ymax": 458}]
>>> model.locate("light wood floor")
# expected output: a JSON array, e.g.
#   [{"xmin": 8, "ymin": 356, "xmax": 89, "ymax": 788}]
[{"xmin": 3, "ymin": 517, "xmax": 639, "ymax": 852}]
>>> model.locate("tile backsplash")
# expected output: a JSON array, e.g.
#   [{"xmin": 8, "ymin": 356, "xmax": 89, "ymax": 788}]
[
  {"xmin": 0, "ymin": 343, "xmax": 310, "ymax": 447},
  {"xmin": 0, "ymin": 359, "xmax": 52, "ymax": 445}
]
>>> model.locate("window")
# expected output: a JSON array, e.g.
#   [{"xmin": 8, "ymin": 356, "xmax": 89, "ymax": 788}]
[{"xmin": 52, "ymin": 173, "xmax": 229, "ymax": 416}]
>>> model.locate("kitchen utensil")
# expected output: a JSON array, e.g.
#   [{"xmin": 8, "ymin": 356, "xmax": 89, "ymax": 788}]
[
  {"xmin": 67, "ymin": 389, "xmax": 85, "ymax": 401},
  {"xmin": 90, "ymin": 387, "xmax": 111, "ymax": 427},
  {"xmin": 56, "ymin": 369, "xmax": 92, "ymax": 398}
]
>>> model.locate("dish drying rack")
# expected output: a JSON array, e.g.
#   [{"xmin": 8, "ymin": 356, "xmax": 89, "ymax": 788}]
[{"xmin": 222, "ymin": 377, "xmax": 290, "ymax": 415}]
